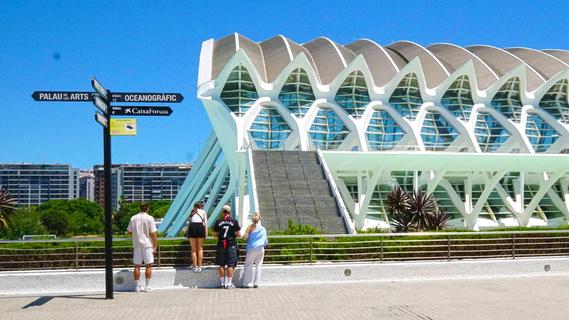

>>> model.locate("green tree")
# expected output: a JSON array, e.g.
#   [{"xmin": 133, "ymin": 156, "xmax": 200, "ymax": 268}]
[
  {"xmin": 0, "ymin": 187, "xmax": 17, "ymax": 230},
  {"xmin": 35, "ymin": 199, "xmax": 104, "ymax": 236},
  {"xmin": 114, "ymin": 201, "xmax": 171, "ymax": 232},
  {"xmin": 5, "ymin": 207, "xmax": 47, "ymax": 239},
  {"xmin": 41, "ymin": 209, "xmax": 69, "ymax": 236}
]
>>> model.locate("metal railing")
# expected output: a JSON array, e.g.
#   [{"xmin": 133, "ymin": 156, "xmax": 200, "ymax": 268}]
[{"xmin": 1, "ymin": 230, "xmax": 569, "ymax": 271}]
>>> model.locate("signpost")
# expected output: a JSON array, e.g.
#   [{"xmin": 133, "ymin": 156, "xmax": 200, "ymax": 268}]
[
  {"xmin": 109, "ymin": 92, "xmax": 184, "ymax": 103},
  {"xmin": 32, "ymin": 91, "xmax": 184, "ymax": 104},
  {"xmin": 32, "ymin": 91, "xmax": 95, "ymax": 102},
  {"xmin": 90, "ymin": 77, "xmax": 114, "ymax": 300},
  {"xmin": 32, "ymin": 78, "xmax": 183, "ymax": 300},
  {"xmin": 94, "ymin": 95, "xmax": 109, "ymax": 114},
  {"xmin": 111, "ymin": 106, "xmax": 173, "ymax": 116},
  {"xmin": 94, "ymin": 112, "xmax": 108, "ymax": 127}
]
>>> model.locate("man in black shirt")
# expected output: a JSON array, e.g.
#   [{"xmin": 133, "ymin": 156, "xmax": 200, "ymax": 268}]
[{"xmin": 213, "ymin": 204, "xmax": 241, "ymax": 288}]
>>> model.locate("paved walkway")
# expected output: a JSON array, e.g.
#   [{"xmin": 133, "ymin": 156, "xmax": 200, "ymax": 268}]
[{"xmin": 1, "ymin": 276, "xmax": 568, "ymax": 320}]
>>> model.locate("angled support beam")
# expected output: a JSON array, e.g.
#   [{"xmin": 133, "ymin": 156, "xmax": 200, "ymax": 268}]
[
  {"xmin": 426, "ymin": 168, "xmax": 449, "ymax": 195},
  {"xmin": 467, "ymin": 170, "xmax": 508, "ymax": 229},
  {"xmin": 520, "ymin": 171, "xmax": 566, "ymax": 226}
]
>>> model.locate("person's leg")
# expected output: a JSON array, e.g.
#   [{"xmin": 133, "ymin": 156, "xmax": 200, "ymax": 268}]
[
  {"xmin": 189, "ymin": 238, "xmax": 198, "ymax": 269},
  {"xmin": 243, "ymin": 251, "xmax": 254, "ymax": 287},
  {"xmin": 253, "ymin": 247, "xmax": 265, "ymax": 287},
  {"xmin": 226, "ymin": 266, "xmax": 234, "ymax": 287},
  {"xmin": 143, "ymin": 247, "xmax": 155, "ymax": 291},
  {"xmin": 225, "ymin": 246, "xmax": 237, "ymax": 288},
  {"xmin": 145, "ymin": 264, "xmax": 152, "ymax": 284},
  {"xmin": 133, "ymin": 266, "xmax": 141, "ymax": 281},
  {"xmin": 133, "ymin": 247, "xmax": 143, "ymax": 291},
  {"xmin": 218, "ymin": 266, "xmax": 225, "ymax": 287},
  {"xmin": 216, "ymin": 246, "xmax": 226, "ymax": 288},
  {"xmin": 196, "ymin": 237, "xmax": 204, "ymax": 268}
]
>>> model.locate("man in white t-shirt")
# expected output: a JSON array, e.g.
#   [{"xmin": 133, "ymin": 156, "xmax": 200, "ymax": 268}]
[{"xmin": 127, "ymin": 203, "xmax": 158, "ymax": 292}]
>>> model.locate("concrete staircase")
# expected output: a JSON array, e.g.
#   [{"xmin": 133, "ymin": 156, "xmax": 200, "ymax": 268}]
[{"xmin": 252, "ymin": 151, "xmax": 347, "ymax": 234}]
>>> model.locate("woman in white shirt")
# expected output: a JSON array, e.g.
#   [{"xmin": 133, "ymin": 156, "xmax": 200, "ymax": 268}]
[{"xmin": 187, "ymin": 201, "xmax": 207, "ymax": 272}]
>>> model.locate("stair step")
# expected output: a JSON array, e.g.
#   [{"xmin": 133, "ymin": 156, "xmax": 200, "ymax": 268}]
[{"xmin": 252, "ymin": 150, "xmax": 346, "ymax": 234}]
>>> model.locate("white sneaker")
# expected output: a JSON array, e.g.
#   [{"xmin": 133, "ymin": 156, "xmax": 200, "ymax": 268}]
[
  {"xmin": 134, "ymin": 286, "xmax": 142, "ymax": 292},
  {"xmin": 226, "ymin": 283, "xmax": 236, "ymax": 289},
  {"xmin": 197, "ymin": 266, "xmax": 203, "ymax": 273},
  {"xmin": 143, "ymin": 285, "xmax": 152, "ymax": 292},
  {"xmin": 192, "ymin": 266, "xmax": 198, "ymax": 272}
]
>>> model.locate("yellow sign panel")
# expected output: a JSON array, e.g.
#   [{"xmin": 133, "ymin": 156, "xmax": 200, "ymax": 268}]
[{"xmin": 110, "ymin": 118, "xmax": 137, "ymax": 136}]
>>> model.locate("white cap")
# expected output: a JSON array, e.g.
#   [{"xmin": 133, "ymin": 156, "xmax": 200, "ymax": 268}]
[{"xmin": 222, "ymin": 205, "xmax": 231, "ymax": 213}]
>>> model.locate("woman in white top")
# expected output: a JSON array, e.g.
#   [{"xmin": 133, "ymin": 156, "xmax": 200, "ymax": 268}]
[{"xmin": 187, "ymin": 201, "xmax": 207, "ymax": 272}]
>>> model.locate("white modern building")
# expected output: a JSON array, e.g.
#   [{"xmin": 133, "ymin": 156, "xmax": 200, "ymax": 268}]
[{"xmin": 160, "ymin": 34, "xmax": 569, "ymax": 236}]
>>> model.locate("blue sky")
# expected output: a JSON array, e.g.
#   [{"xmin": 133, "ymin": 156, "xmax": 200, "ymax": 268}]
[{"xmin": 1, "ymin": 0, "xmax": 567, "ymax": 169}]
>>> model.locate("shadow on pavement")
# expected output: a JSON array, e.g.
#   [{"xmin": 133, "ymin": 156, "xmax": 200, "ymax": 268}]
[{"xmin": 22, "ymin": 296, "xmax": 54, "ymax": 309}]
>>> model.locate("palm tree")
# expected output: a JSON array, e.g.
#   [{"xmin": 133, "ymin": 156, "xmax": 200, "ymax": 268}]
[
  {"xmin": 426, "ymin": 209, "xmax": 450, "ymax": 231},
  {"xmin": 0, "ymin": 187, "xmax": 16, "ymax": 229},
  {"xmin": 386, "ymin": 186, "xmax": 409, "ymax": 215},
  {"xmin": 407, "ymin": 190, "xmax": 436, "ymax": 231},
  {"xmin": 387, "ymin": 186, "xmax": 412, "ymax": 232}
]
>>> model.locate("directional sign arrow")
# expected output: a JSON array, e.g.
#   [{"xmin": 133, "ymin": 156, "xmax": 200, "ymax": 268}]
[
  {"xmin": 31, "ymin": 91, "xmax": 184, "ymax": 104},
  {"xmin": 91, "ymin": 77, "xmax": 108, "ymax": 101},
  {"xmin": 111, "ymin": 106, "xmax": 173, "ymax": 116},
  {"xmin": 93, "ymin": 95, "xmax": 108, "ymax": 114},
  {"xmin": 94, "ymin": 112, "xmax": 108, "ymax": 128},
  {"xmin": 31, "ymin": 91, "xmax": 95, "ymax": 102},
  {"xmin": 110, "ymin": 92, "xmax": 184, "ymax": 103}
]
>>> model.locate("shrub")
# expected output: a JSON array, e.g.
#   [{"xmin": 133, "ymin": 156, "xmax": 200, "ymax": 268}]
[
  {"xmin": 41, "ymin": 209, "xmax": 69, "ymax": 236},
  {"xmin": 5, "ymin": 207, "xmax": 47, "ymax": 239},
  {"xmin": 275, "ymin": 219, "xmax": 320, "ymax": 235},
  {"xmin": 114, "ymin": 201, "xmax": 171, "ymax": 232},
  {"xmin": 36, "ymin": 199, "xmax": 104, "ymax": 236},
  {"xmin": 387, "ymin": 188, "xmax": 450, "ymax": 232}
]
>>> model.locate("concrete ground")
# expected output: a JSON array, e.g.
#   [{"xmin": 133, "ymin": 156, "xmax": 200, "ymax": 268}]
[{"xmin": 0, "ymin": 276, "xmax": 567, "ymax": 320}]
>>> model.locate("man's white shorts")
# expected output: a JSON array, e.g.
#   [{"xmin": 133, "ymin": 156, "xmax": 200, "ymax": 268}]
[{"xmin": 133, "ymin": 247, "xmax": 154, "ymax": 265}]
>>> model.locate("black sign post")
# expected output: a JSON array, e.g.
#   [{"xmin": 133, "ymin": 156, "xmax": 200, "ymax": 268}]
[
  {"xmin": 32, "ymin": 82, "xmax": 183, "ymax": 300},
  {"xmin": 91, "ymin": 77, "xmax": 114, "ymax": 300}
]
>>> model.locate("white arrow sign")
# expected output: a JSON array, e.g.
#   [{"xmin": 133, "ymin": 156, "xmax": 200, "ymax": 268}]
[
  {"xmin": 95, "ymin": 112, "xmax": 108, "ymax": 128},
  {"xmin": 91, "ymin": 77, "xmax": 108, "ymax": 101},
  {"xmin": 93, "ymin": 95, "xmax": 108, "ymax": 114}
]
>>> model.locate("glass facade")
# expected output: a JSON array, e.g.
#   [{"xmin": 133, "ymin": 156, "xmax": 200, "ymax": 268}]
[
  {"xmin": 525, "ymin": 185, "xmax": 565, "ymax": 220},
  {"xmin": 525, "ymin": 114, "xmax": 560, "ymax": 152},
  {"xmin": 432, "ymin": 185, "xmax": 461, "ymax": 220},
  {"xmin": 421, "ymin": 111, "xmax": 459, "ymax": 151},
  {"xmin": 474, "ymin": 111, "xmax": 511, "ymax": 152},
  {"xmin": 491, "ymin": 77, "xmax": 523, "ymax": 122},
  {"xmin": 220, "ymin": 64, "xmax": 258, "ymax": 117},
  {"xmin": 335, "ymin": 70, "xmax": 370, "ymax": 118},
  {"xmin": 308, "ymin": 108, "xmax": 350, "ymax": 150},
  {"xmin": 278, "ymin": 68, "xmax": 316, "ymax": 118},
  {"xmin": 392, "ymin": 171, "xmax": 415, "ymax": 193},
  {"xmin": 472, "ymin": 185, "xmax": 514, "ymax": 221},
  {"xmin": 441, "ymin": 75, "xmax": 474, "ymax": 121},
  {"xmin": 366, "ymin": 110, "xmax": 405, "ymax": 151},
  {"xmin": 368, "ymin": 184, "xmax": 392, "ymax": 222},
  {"xmin": 539, "ymin": 79, "xmax": 569, "ymax": 124},
  {"xmin": 499, "ymin": 172, "xmax": 520, "ymax": 199},
  {"xmin": 389, "ymin": 73, "xmax": 423, "ymax": 120},
  {"xmin": 248, "ymin": 107, "xmax": 292, "ymax": 150}
]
